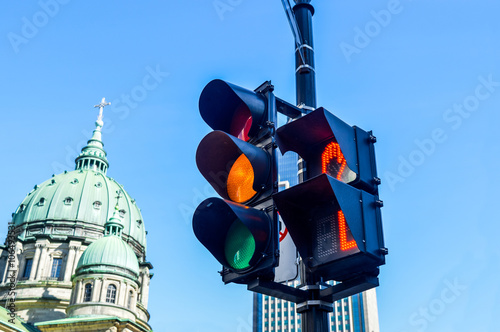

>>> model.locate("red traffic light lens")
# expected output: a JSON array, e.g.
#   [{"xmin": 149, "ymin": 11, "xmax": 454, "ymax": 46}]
[
  {"xmin": 321, "ymin": 142, "xmax": 346, "ymax": 180},
  {"xmin": 321, "ymin": 141, "xmax": 356, "ymax": 185},
  {"xmin": 229, "ymin": 104, "xmax": 252, "ymax": 141}
]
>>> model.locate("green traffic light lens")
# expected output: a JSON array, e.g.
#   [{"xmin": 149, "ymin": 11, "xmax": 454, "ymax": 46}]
[{"xmin": 224, "ymin": 219, "xmax": 255, "ymax": 270}]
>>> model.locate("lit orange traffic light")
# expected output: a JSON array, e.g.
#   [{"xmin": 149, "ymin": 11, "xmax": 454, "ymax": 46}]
[
  {"xmin": 227, "ymin": 154, "xmax": 257, "ymax": 203},
  {"xmin": 193, "ymin": 80, "xmax": 278, "ymax": 284},
  {"xmin": 195, "ymin": 130, "xmax": 270, "ymax": 204}
]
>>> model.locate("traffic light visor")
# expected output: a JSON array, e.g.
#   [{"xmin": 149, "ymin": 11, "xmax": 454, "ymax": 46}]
[
  {"xmin": 274, "ymin": 175, "xmax": 363, "ymax": 264},
  {"xmin": 273, "ymin": 174, "xmax": 384, "ymax": 281},
  {"xmin": 193, "ymin": 198, "xmax": 272, "ymax": 271},
  {"xmin": 199, "ymin": 79, "xmax": 267, "ymax": 141},
  {"xmin": 276, "ymin": 108, "xmax": 378, "ymax": 194},
  {"xmin": 196, "ymin": 131, "xmax": 270, "ymax": 203}
]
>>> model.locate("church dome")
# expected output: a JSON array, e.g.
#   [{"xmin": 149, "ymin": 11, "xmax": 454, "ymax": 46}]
[
  {"xmin": 76, "ymin": 234, "xmax": 140, "ymax": 279},
  {"xmin": 12, "ymin": 170, "xmax": 147, "ymax": 251},
  {"xmin": 10, "ymin": 99, "xmax": 147, "ymax": 255},
  {"xmin": 76, "ymin": 205, "xmax": 140, "ymax": 279}
]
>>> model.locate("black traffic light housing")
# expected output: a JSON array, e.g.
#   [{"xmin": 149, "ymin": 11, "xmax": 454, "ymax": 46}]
[
  {"xmin": 199, "ymin": 79, "xmax": 268, "ymax": 141},
  {"xmin": 196, "ymin": 131, "xmax": 271, "ymax": 203},
  {"xmin": 275, "ymin": 107, "xmax": 379, "ymax": 194},
  {"xmin": 193, "ymin": 198, "xmax": 272, "ymax": 272},
  {"xmin": 274, "ymin": 174, "xmax": 385, "ymax": 282},
  {"xmin": 274, "ymin": 107, "xmax": 386, "ymax": 282},
  {"xmin": 193, "ymin": 80, "xmax": 278, "ymax": 284}
]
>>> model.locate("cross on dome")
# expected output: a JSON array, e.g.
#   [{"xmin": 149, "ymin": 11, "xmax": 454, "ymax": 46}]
[
  {"xmin": 74, "ymin": 98, "xmax": 111, "ymax": 174},
  {"xmin": 94, "ymin": 97, "xmax": 111, "ymax": 122}
]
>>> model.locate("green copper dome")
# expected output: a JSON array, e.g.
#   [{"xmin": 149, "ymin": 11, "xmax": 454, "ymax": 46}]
[
  {"xmin": 11, "ymin": 100, "xmax": 147, "ymax": 255},
  {"xmin": 76, "ymin": 235, "xmax": 140, "ymax": 279},
  {"xmin": 12, "ymin": 170, "xmax": 147, "ymax": 251}
]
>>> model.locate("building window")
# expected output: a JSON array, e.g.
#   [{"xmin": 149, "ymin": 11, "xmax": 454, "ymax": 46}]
[
  {"xmin": 119, "ymin": 209, "xmax": 126, "ymax": 218},
  {"xmin": 64, "ymin": 197, "xmax": 73, "ymax": 205},
  {"xmin": 38, "ymin": 197, "xmax": 45, "ymax": 206},
  {"xmin": 23, "ymin": 258, "xmax": 33, "ymax": 278},
  {"xmin": 50, "ymin": 258, "xmax": 63, "ymax": 278},
  {"xmin": 106, "ymin": 284, "xmax": 117, "ymax": 303},
  {"xmin": 93, "ymin": 201, "xmax": 102, "ymax": 210},
  {"xmin": 84, "ymin": 283, "xmax": 92, "ymax": 302}
]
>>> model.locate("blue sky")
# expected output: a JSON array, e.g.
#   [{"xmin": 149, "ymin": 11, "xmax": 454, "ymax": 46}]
[{"xmin": 1, "ymin": 1, "xmax": 499, "ymax": 331}]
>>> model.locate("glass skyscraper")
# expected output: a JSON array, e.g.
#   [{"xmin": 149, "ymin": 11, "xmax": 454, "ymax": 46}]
[{"xmin": 254, "ymin": 287, "xmax": 379, "ymax": 332}]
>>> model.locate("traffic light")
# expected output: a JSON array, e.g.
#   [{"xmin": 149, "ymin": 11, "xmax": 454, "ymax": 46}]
[
  {"xmin": 193, "ymin": 79, "xmax": 278, "ymax": 284},
  {"xmin": 275, "ymin": 107, "xmax": 379, "ymax": 194},
  {"xmin": 273, "ymin": 107, "xmax": 386, "ymax": 282}
]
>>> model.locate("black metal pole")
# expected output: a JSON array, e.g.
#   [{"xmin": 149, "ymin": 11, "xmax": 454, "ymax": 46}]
[
  {"xmin": 293, "ymin": 1, "xmax": 332, "ymax": 331},
  {"xmin": 294, "ymin": 0, "xmax": 316, "ymax": 111},
  {"xmin": 294, "ymin": 0, "xmax": 316, "ymax": 185}
]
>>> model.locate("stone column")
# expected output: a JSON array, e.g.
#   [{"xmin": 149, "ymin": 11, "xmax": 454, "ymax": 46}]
[
  {"xmin": 70, "ymin": 279, "xmax": 78, "ymax": 305},
  {"xmin": 118, "ymin": 281, "xmax": 127, "ymax": 306},
  {"xmin": 72, "ymin": 246, "xmax": 84, "ymax": 274},
  {"xmin": 73, "ymin": 279, "xmax": 82, "ymax": 304},
  {"xmin": 132, "ymin": 287, "xmax": 137, "ymax": 310},
  {"xmin": 99, "ymin": 278, "xmax": 106, "ymax": 302},
  {"xmin": 141, "ymin": 272, "xmax": 150, "ymax": 308},
  {"xmin": 63, "ymin": 245, "xmax": 78, "ymax": 282},
  {"xmin": 35, "ymin": 244, "xmax": 49, "ymax": 280},
  {"xmin": 29, "ymin": 244, "xmax": 42, "ymax": 280},
  {"xmin": 137, "ymin": 272, "xmax": 143, "ymax": 303},
  {"xmin": 93, "ymin": 278, "xmax": 102, "ymax": 302}
]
